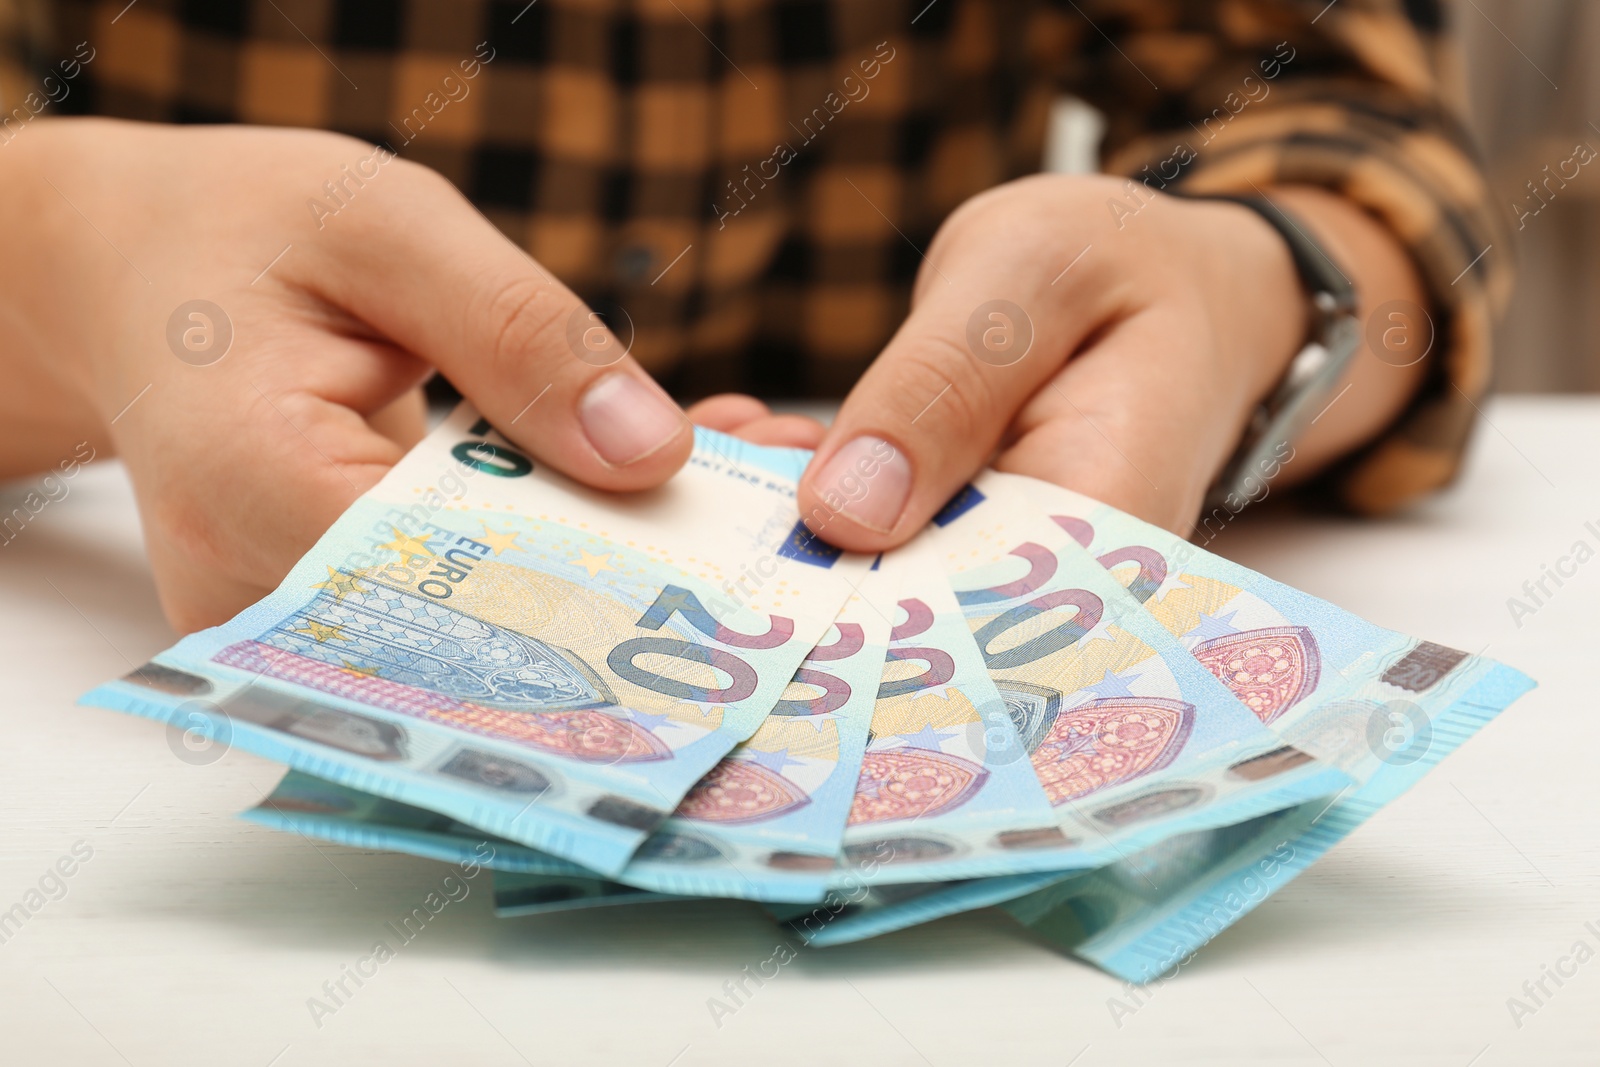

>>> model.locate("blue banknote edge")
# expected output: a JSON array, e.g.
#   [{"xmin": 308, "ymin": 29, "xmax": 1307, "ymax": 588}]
[
  {"xmin": 239, "ymin": 774, "xmax": 592, "ymax": 878},
  {"xmin": 1005, "ymin": 661, "xmax": 1537, "ymax": 982},
  {"xmin": 690, "ymin": 427, "xmax": 810, "ymax": 482},
  {"xmin": 242, "ymin": 767, "xmax": 854, "ymax": 905},
  {"xmin": 787, "ymin": 764, "xmax": 1350, "ymax": 947},
  {"xmin": 244, "ymin": 764, "xmax": 853, "ymax": 904},
  {"xmin": 818, "ymin": 757, "xmax": 1354, "ymax": 891},
  {"xmin": 491, "ymin": 870, "xmax": 691, "ymax": 918},
  {"xmin": 81, "ymin": 680, "xmax": 650, "ymax": 876},
  {"xmin": 787, "ymin": 761, "xmax": 1353, "ymax": 946},
  {"xmin": 588, "ymin": 848, "xmax": 835, "ymax": 904}
]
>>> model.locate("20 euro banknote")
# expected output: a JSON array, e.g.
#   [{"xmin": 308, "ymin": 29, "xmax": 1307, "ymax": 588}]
[
  {"xmin": 1007, "ymin": 485, "xmax": 1536, "ymax": 981},
  {"xmin": 492, "ymin": 869, "xmax": 690, "ymax": 917},
  {"xmin": 244, "ymin": 769, "xmax": 591, "ymax": 876},
  {"xmin": 1005, "ymin": 653, "xmax": 1534, "ymax": 982},
  {"xmin": 590, "ymin": 572, "xmax": 892, "ymax": 901},
  {"xmin": 933, "ymin": 474, "xmax": 1344, "ymax": 817},
  {"xmin": 786, "ymin": 474, "xmax": 1354, "ymax": 943},
  {"xmin": 788, "ymin": 477, "xmax": 1533, "ymax": 959},
  {"xmin": 83, "ymin": 404, "xmax": 869, "ymax": 874},
  {"xmin": 245, "ymin": 577, "xmax": 890, "ymax": 903},
  {"xmin": 829, "ymin": 540, "xmax": 1067, "ymax": 886}
]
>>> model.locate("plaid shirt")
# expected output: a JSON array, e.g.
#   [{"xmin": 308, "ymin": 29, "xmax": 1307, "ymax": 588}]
[{"xmin": 1, "ymin": 0, "xmax": 1506, "ymax": 513}]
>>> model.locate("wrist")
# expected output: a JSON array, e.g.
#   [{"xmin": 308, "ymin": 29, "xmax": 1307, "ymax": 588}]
[
  {"xmin": 1177, "ymin": 184, "xmax": 1432, "ymax": 495},
  {"xmin": 1246, "ymin": 185, "xmax": 1432, "ymax": 485},
  {"xmin": 1192, "ymin": 191, "xmax": 1372, "ymax": 508},
  {"xmin": 0, "ymin": 122, "xmax": 122, "ymax": 471},
  {"xmin": 1187, "ymin": 195, "xmax": 1310, "ymax": 410},
  {"xmin": 1, "ymin": 121, "xmax": 205, "ymax": 437}
]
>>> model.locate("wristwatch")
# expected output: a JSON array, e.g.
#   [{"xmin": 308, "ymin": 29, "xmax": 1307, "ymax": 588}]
[{"xmin": 1195, "ymin": 194, "xmax": 1362, "ymax": 511}]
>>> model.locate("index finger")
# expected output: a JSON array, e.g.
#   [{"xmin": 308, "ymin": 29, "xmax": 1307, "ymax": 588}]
[{"xmin": 299, "ymin": 158, "xmax": 692, "ymax": 492}]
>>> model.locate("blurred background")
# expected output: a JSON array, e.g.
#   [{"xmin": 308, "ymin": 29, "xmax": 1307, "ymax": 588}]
[
  {"xmin": 4, "ymin": 0, "xmax": 1588, "ymax": 392},
  {"xmin": 1455, "ymin": 0, "xmax": 1599, "ymax": 391},
  {"xmin": 1045, "ymin": 0, "xmax": 1597, "ymax": 393}
]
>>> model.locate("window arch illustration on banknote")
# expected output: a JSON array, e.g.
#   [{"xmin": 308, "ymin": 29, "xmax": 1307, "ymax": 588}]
[
  {"xmin": 996, "ymin": 678, "xmax": 1195, "ymax": 805},
  {"xmin": 849, "ymin": 748, "xmax": 990, "ymax": 825},
  {"xmin": 675, "ymin": 760, "xmax": 812, "ymax": 825},
  {"xmin": 1190, "ymin": 626, "xmax": 1321, "ymax": 726},
  {"xmin": 209, "ymin": 578, "xmax": 674, "ymax": 764}
]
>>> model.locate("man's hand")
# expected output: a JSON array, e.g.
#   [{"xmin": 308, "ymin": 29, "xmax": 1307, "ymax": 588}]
[
  {"xmin": 796, "ymin": 174, "xmax": 1431, "ymax": 548},
  {"xmin": 0, "ymin": 119, "xmax": 694, "ymax": 633}
]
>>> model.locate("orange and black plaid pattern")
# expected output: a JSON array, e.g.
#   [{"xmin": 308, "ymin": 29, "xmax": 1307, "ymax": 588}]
[{"xmin": 1, "ymin": 0, "xmax": 1507, "ymax": 513}]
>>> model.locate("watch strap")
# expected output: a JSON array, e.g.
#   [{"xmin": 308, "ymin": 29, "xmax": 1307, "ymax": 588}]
[{"xmin": 1187, "ymin": 193, "xmax": 1362, "ymax": 511}]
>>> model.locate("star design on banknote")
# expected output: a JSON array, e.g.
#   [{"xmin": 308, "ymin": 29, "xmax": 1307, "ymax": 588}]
[
  {"xmin": 568, "ymin": 549, "xmax": 617, "ymax": 578},
  {"xmin": 746, "ymin": 747, "xmax": 804, "ymax": 775},
  {"xmin": 626, "ymin": 709, "xmax": 680, "ymax": 732},
  {"xmin": 378, "ymin": 527, "xmax": 436, "ymax": 563},
  {"xmin": 291, "ymin": 619, "xmax": 346, "ymax": 643},
  {"xmin": 337, "ymin": 660, "xmax": 381, "ymax": 679},
  {"xmin": 1152, "ymin": 571, "xmax": 1193, "ymax": 602},
  {"xmin": 476, "ymin": 525, "xmax": 522, "ymax": 555},
  {"xmin": 311, "ymin": 566, "xmax": 367, "ymax": 599},
  {"xmin": 898, "ymin": 723, "xmax": 956, "ymax": 751},
  {"xmin": 1186, "ymin": 610, "xmax": 1241, "ymax": 642},
  {"xmin": 1081, "ymin": 617, "xmax": 1121, "ymax": 645},
  {"xmin": 1085, "ymin": 667, "xmax": 1138, "ymax": 700}
]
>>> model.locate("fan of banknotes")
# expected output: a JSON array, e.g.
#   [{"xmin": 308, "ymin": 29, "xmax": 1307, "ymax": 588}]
[{"xmin": 81, "ymin": 403, "xmax": 1534, "ymax": 982}]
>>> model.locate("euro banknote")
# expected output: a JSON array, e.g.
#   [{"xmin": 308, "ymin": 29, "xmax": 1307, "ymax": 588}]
[
  {"xmin": 821, "ymin": 484, "xmax": 1354, "ymax": 891},
  {"xmin": 775, "ymin": 474, "xmax": 1535, "ymax": 953},
  {"xmin": 1039, "ymin": 477, "xmax": 1418, "ymax": 725},
  {"xmin": 830, "ymin": 539, "xmax": 1067, "ymax": 885},
  {"xmin": 245, "ymin": 582, "xmax": 890, "ymax": 903},
  {"xmin": 786, "ymin": 472, "xmax": 1358, "ymax": 943},
  {"xmin": 83, "ymin": 403, "xmax": 870, "ymax": 875},
  {"xmin": 254, "ymin": 522, "xmax": 1342, "ymax": 910},
  {"xmin": 581, "ymin": 571, "xmax": 892, "ymax": 902},
  {"xmin": 492, "ymin": 870, "xmax": 689, "ymax": 917},
  {"xmin": 78, "ymin": 401, "xmax": 1535, "ymax": 980},
  {"xmin": 932, "ymin": 474, "xmax": 1348, "ymax": 825},
  {"xmin": 257, "ymin": 472, "xmax": 1353, "ymax": 922},
  {"xmin": 1005, "ymin": 653, "xmax": 1534, "ymax": 982},
  {"xmin": 1019, "ymin": 472, "xmax": 1542, "ymax": 972},
  {"xmin": 244, "ymin": 769, "xmax": 590, "ymax": 876}
]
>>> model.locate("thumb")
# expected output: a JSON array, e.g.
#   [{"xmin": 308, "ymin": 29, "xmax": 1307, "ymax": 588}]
[
  {"xmin": 301, "ymin": 161, "xmax": 692, "ymax": 492},
  {"xmin": 797, "ymin": 274, "xmax": 1103, "ymax": 551}
]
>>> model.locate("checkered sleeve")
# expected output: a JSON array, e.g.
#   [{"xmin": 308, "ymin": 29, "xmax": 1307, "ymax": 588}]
[
  {"xmin": 1054, "ymin": 0, "xmax": 1506, "ymax": 513},
  {"xmin": 0, "ymin": 0, "xmax": 41, "ymax": 115}
]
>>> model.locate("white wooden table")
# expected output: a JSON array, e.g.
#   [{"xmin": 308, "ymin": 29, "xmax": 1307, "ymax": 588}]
[{"xmin": 0, "ymin": 397, "xmax": 1594, "ymax": 1066}]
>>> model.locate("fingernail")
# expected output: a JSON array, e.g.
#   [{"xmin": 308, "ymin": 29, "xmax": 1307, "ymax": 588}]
[
  {"xmin": 579, "ymin": 372, "xmax": 685, "ymax": 466},
  {"xmin": 810, "ymin": 436, "xmax": 912, "ymax": 534}
]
